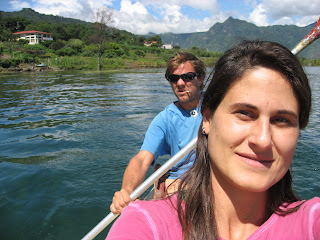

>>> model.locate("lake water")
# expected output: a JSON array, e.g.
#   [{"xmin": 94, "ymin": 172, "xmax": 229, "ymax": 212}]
[{"xmin": 0, "ymin": 67, "xmax": 319, "ymax": 240}]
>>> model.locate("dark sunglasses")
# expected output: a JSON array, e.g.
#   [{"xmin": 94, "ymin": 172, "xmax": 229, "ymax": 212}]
[{"xmin": 166, "ymin": 72, "xmax": 199, "ymax": 83}]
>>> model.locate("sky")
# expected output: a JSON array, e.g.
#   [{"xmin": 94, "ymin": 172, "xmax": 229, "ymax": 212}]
[{"xmin": 1, "ymin": 0, "xmax": 319, "ymax": 35}]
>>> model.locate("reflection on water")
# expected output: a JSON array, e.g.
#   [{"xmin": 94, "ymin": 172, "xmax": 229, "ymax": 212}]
[{"xmin": 0, "ymin": 67, "xmax": 319, "ymax": 240}]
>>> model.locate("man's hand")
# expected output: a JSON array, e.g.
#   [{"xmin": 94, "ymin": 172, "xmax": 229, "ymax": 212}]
[
  {"xmin": 110, "ymin": 188, "xmax": 132, "ymax": 214},
  {"xmin": 110, "ymin": 150, "xmax": 154, "ymax": 214}
]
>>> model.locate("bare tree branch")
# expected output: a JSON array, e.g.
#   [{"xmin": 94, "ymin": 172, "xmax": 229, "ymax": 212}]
[{"xmin": 93, "ymin": 7, "xmax": 114, "ymax": 70}]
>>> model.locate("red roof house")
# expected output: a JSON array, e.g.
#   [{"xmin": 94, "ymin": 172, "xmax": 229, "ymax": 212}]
[{"xmin": 13, "ymin": 30, "xmax": 53, "ymax": 45}]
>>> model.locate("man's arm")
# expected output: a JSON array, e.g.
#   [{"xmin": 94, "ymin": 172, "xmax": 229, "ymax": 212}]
[{"xmin": 110, "ymin": 150, "xmax": 154, "ymax": 214}]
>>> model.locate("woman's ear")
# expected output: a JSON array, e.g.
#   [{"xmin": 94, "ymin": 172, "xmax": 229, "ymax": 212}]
[{"xmin": 202, "ymin": 108, "xmax": 212, "ymax": 135}]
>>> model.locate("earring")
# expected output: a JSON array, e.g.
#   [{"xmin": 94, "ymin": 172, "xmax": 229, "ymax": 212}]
[{"xmin": 202, "ymin": 126, "xmax": 206, "ymax": 135}]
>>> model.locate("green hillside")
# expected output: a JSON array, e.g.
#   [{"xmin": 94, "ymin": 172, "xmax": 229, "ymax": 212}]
[
  {"xmin": 1, "ymin": 8, "xmax": 144, "ymax": 45},
  {"xmin": 2, "ymin": 8, "xmax": 91, "ymax": 26},
  {"xmin": 0, "ymin": 8, "xmax": 320, "ymax": 59},
  {"xmin": 160, "ymin": 17, "xmax": 320, "ymax": 59}
]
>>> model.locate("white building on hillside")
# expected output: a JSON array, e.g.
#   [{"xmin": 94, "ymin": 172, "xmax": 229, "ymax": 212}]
[
  {"xmin": 162, "ymin": 44, "xmax": 173, "ymax": 49},
  {"xmin": 13, "ymin": 30, "xmax": 53, "ymax": 45}
]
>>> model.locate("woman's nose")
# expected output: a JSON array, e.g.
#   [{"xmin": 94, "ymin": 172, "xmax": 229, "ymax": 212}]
[{"xmin": 248, "ymin": 118, "xmax": 272, "ymax": 150}]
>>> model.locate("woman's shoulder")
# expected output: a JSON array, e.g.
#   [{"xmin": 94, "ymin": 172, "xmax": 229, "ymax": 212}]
[
  {"xmin": 125, "ymin": 195, "xmax": 179, "ymax": 216},
  {"xmin": 281, "ymin": 197, "xmax": 319, "ymax": 209},
  {"xmin": 107, "ymin": 196, "xmax": 182, "ymax": 240},
  {"xmin": 278, "ymin": 197, "xmax": 320, "ymax": 225},
  {"xmin": 298, "ymin": 197, "xmax": 320, "ymax": 209},
  {"xmin": 249, "ymin": 198, "xmax": 320, "ymax": 240},
  {"xmin": 283, "ymin": 197, "xmax": 320, "ymax": 237}
]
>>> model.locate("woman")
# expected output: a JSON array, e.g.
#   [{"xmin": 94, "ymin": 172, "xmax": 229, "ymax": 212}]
[{"xmin": 106, "ymin": 41, "xmax": 320, "ymax": 240}]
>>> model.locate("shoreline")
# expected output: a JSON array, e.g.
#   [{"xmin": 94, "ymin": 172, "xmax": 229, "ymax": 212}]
[
  {"xmin": 0, "ymin": 62, "xmax": 63, "ymax": 73},
  {"xmin": 1, "ymin": 57, "xmax": 318, "ymax": 74},
  {"xmin": 0, "ymin": 60, "xmax": 168, "ymax": 73},
  {"xmin": 0, "ymin": 63, "xmax": 167, "ymax": 74}
]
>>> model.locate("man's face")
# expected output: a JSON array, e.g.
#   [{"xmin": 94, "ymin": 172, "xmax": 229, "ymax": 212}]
[{"xmin": 170, "ymin": 61, "xmax": 203, "ymax": 108}]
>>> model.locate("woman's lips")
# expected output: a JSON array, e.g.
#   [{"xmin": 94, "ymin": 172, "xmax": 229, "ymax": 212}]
[{"xmin": 237, "ymin": 153, "xmax": 274, "ymax": 167}]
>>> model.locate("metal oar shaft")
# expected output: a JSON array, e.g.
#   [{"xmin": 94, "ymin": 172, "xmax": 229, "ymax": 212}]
[
  {"xmin": 130, "ymin": 137, "xmax": 197, "ymax": 200},
  {"xmin": 81, "ymin": 137, "xmax": 198, "ymax": 240}
]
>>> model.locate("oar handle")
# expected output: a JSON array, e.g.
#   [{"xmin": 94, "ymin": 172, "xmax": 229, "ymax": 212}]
[
  {"xmin": 81, "ymin": 137, "xmax": 198, "ymax": 240},
  {"xmin": 291, "ymin": 17, "xmax": 320, "ymax": 55},
  {"xmin": 130, "ymin": 137, "xmax": 197, "ymax": 200}
]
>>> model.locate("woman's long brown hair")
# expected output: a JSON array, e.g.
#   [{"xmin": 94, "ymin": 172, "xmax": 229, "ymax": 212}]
[{"xmin": 176, "ymin": 40, "xmax": 311, "ymax": 240}]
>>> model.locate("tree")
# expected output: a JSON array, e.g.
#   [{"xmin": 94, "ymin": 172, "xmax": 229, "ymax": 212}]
[
  {"xmin": 93, "ymin": 7, "xmax": 113, "ymax": 70},
  {"xmin": 67, "ymin": 39, "xmax": 84, "ymax": 52},
  {"xmin": 0, "ymin": 41, "xmax": 4, "ymax": 55},
  {"xmin": 146, "ymin": 35, "xmax": 162, "ymax": 46},
  {"xmin": 50, "ymin": 39, "xmax": 66, "ymax": 51},
  {"xmin": 0, "ymin": 15, "xmax": 31, "ymax": 41},
  {"xmin": 52, "ymin": 24, "xmax": 70, "ymax": 41},
  {"xmin": 104, "ymin": 42, "xmax": 124, "ymax": 58},
  {"xmin": 4, "ymin": 16, "xmax": 31, "ymax": 32}
]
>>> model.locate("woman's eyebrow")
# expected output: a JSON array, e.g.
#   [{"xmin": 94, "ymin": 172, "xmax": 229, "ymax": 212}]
[
  {"xmin": 229, "ymin": 103, "xmax": 298, "ymax": 118},
  {"xmin": 229, "ymin": 103, "xmax": 257, "ymax": 110},
  {"xmin": 277, "ymin": 110, "xmax": 298, "ymax": 119}
]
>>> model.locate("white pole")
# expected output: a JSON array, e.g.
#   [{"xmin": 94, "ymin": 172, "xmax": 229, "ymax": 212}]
[{"xmin": 81, "ymin": 137, "xmax": 198, "ymax": 240}]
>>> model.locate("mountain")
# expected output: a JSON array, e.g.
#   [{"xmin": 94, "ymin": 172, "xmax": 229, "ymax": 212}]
[
  {"xmin": 160, "ymin": 17, "xmax": 320, "ymax": 59},
  {"xmin": 2, "ymin": 8, "xmax": 91, "ymax": 26},
  {"xmin": 2, "ymin": 9, "xmax": 319, "ymax": 59},
  {"xmin": 1, "ymin": 8, "xmax": 142, "ymax": 45}
]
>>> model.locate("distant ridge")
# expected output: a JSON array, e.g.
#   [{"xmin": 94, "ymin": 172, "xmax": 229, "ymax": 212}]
[
  {"xmin": 159, "ymin": 17, "xmax": 319, "ymax": 59},
  {"xmin": 2, "ymin": 8, "xmax": 319, "ymax": 59},
  {"xmin": 2, "ymin": 8, "xmax": 91, "ymax": 25}
]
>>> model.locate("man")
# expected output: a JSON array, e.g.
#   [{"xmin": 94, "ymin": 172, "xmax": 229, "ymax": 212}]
[{"xmin": 110, "ymin": 52, "xmax": 206, "ymax": 214}]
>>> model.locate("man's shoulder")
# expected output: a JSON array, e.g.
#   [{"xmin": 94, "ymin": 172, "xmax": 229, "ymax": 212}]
[
  {"xmin": 164, "ymin": 102, "xmax": 178, "ymax": 111},
  {"xmin": 157, "ymin": 102, "xmax": 178, "ymax": 117}
]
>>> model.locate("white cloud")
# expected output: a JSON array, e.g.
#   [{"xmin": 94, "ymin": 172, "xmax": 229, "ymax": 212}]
[
  {"xmin": 249, "ymin": 4, "xmax": 268, "ymax": 26},
  {"xmin": 30, "ymin": 0, "xmax": 113, "ymax": 22},
  {"xmin": 7, "ymin": 0, "xmax": 319, "ymax": 35},
  {"xmin": 9, "ymin": 0, "xmax": 31, "ymax": 10},
  {"xmin": 141, "ymin": 0, "xmax": 219, "ymax": 14},
  {"xmin": 247, "ymin": 0, "xmax": 320, "ymax": 27},
  {"xmin": 120, "ymin": 0, "xmax": 148, "ymax": 16},
  {"xmin": 262, "ymin": 0, "xmax": 320, "ymax": 19},
  {"xmin": 272, "ymin": 17, "xmax": 294, "ymax": 25},
  {"xmin": 296, "ymin": 15, "xmax": 320, "ymax": 27},
  {"xmin": 112, "ymin": 0, "xmax": 224, "ymax": 34}
]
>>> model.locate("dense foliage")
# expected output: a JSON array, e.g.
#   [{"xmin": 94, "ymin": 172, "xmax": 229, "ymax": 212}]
[
  {"xmin": 0, "ymin": 9, "xmax": 145, "ymax": 45},
  {"xmin": 0, "ymin": 8, "xmax": 319, "ymax": 71},
  {"xmin": 0, "ymin": 9, "xmax": 225, "ymax": 70}
]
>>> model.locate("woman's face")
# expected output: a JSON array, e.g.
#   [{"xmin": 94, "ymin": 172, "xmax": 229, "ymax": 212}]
[{"xmin": 202, "ymin": 67, "xmax": 300, "ymax": 193}]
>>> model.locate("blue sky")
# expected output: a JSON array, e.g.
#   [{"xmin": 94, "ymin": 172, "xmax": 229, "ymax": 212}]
[{"xmin": 1, "ymin": 0, "xmax": 319, "ymax": 34}]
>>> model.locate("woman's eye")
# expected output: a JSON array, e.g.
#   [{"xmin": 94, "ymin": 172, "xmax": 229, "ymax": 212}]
[
  {"xmin": 271, "ymin": 117, "xmax": 290, "ymax": 125},
  {"xmin": 239, "ymin": 110, "xmax": 249, "ymax": 115},
  {"xmin": 236, "ymin": 110, "xmax": 254, "ymax": 119}
]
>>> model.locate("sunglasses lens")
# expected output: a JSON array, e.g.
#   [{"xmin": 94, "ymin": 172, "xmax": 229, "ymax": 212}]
[
  {"xmin": 167, "ymin": 75, "xmax": 179, "ymax": 82},
  {"xmin": 167, "ymin": 72, "xmax": 198, "ymax": 82},
  {"xmin": 182, "ymin": 73, "xmax": 196, "ymax": 81}
]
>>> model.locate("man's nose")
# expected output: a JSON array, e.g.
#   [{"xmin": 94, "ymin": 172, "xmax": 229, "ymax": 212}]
[{"xmin": 176, "ymin": 77, "xmax": 185, "ymax": 85}]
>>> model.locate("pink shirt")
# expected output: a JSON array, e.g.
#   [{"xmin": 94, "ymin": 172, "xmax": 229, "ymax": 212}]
[{"xmin": 106, "ymin": 196, "xmax": 320, "ymax": 240}]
